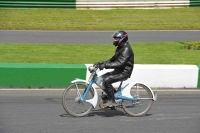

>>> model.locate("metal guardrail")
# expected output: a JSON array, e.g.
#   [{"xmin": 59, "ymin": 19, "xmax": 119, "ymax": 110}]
[
  {"xmin": 76, "ymin": 0, "xmax": 200, "ymax": 9},
  {"xmin": 0, "ymin": 0, "xmax": 199, "ymax": 9},
  {"xmin": 76, "ymin": 1, "xmax": 190, "ymax": 9}
]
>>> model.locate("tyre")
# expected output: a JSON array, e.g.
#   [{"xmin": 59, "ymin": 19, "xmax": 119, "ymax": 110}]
[
  {"xmin": 122, "ymin": 83, "xmax": 153, "ymax": 117},
  {"xmin": 62, "ymin": 82, "xmax": 94, "ymax": 117}
]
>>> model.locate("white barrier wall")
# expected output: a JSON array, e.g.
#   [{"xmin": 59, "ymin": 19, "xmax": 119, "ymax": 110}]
[
  {"xmin": 85, "ymin": 64, "xmax": 199, "ymax": 88},
  {"xmin": 76, "ymin": 0, "xmax": 190, "ymax": 9}
]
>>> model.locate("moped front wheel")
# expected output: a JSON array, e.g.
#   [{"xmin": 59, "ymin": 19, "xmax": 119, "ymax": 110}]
[
  {"xmin": 123, "ymin": 83, "xmax": 153, "ymax": 117},
  {"xmin": 62, "ymin": 83, "xmax": 94, "ymax": 117}
]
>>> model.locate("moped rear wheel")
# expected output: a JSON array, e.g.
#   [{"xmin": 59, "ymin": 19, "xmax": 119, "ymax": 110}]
[
  {"xmin": 62, "ymin": 83, "xmax": 94, "ymax": 117},
  {"xmin": 123, "ymin": 83, "xmax": 153, "ymax": 117}
]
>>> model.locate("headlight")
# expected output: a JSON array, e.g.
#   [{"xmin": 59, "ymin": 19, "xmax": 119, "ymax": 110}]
[{"xmin": 88, "ymin": 66, "xmax": 95, "ymax": 72}]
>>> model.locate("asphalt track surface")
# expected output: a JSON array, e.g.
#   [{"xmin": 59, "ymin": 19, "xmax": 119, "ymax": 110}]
[
  {"xmin": 0, "ymin": 89, "xmax": 200, "ymax": 133},
  {"xmin": 0, "ymin": 30, "xmax": 200, "ymax": 133},
  {"xmin": 0, "ymin": 30, "xmax": 200, "ymax": 44}
]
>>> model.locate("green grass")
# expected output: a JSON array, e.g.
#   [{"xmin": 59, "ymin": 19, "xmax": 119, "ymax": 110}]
[
  {"xmin": 0, "ymin": 42, "xmax": 199, "ymax": 65},
  {"xmin": 0, "ymin": 8, "xmax": 200, "ymax": 30},
  {"xmin": 0, "ymin": 8, "xmax": 199, "ymax": 65}
]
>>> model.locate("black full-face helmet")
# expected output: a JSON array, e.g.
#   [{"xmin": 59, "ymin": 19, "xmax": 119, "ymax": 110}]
[{"xmin": 112, "ymin": 31, "xmax": 128, "ymax": 46}]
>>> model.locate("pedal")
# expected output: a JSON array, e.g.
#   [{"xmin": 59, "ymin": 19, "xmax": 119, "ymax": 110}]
[
  {"xmin": 99, "ymin": 99, "xmax": 108, "ymax": 109},
  {"xmin": 99, "ymin": 102, "xmax": 107, "ymax": 109}
]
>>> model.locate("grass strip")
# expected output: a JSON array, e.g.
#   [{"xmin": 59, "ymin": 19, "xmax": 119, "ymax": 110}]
[
  {"xmin": 0, "ymin": 42, "xmax": 199, "ymax": 65},
  {"xmin": 0, "ymin": 8, "xmax": 200, "ymax": 30}
]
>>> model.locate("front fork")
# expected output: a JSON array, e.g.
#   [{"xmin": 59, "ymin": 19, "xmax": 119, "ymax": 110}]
[
  {"xmin": 81, "ymin": 81, "xmax": 94, "ymax": 102},
  {"xmin": 70, "ymin": 78, "xmax": 98, "ymax": 108}
]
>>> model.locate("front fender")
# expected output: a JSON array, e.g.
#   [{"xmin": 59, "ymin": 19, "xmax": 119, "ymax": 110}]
[
  {"xmin": 71, "ymin": 78, "xmax": 88, "ymax": 84},
  {"xmin": 71, "ymin": 78, "xmax": 98, "ymax": 108}
]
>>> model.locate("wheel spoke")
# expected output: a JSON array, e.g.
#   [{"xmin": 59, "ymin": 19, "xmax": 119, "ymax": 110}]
[
  {"xmin": 123, "ymin": 83, "xmax": 153, "ymax": 117},
  {"xmin": 62, "ymin": 83, "xmax": 94, "ymax": 117}
]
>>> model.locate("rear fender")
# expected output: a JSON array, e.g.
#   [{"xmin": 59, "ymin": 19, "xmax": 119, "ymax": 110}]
[{"xmin": 122, "ymin": 82, "xmax": 157, "ymax": 101}]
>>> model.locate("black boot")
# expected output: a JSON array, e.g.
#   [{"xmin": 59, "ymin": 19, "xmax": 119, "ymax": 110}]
[
  {"xmin": 101, "ymin": 87, "xmax": 116, "ymax": 101},
  {"xmin": 100, "ymin": 88, "xmax": 110, "ymax": 104},
  {"xmin": 101, "ymin": 93, "xmax": 108, "ymax": 104},
  {"xmin": 102, "ymin": 86, "xmax": 117, "ymax": 107}
]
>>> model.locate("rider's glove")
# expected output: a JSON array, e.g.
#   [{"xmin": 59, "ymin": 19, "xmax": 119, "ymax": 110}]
[
  {"xmin": 99, "ymin": 63, "xmax": 105, "ymax": 70},
  {"xmin": 93, "ymin": 61, "xmax": 104, "ymax": 66},
  {"xmin": 93, "ymin": 62, "xmax": 98, "ymax": 66}
]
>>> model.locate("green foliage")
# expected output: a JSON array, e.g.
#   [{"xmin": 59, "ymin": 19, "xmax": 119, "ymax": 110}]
[{"xmin": 184, "ymin": 41, "xmax": 200, "ymax": 50}]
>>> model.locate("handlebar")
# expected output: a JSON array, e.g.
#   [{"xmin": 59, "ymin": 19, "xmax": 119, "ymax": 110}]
[
  {"xmin": 88, "ymin": 62, "xmax": 102, "ymax": 73},
  {"xmin": 88, "ymin": 61, "xmax": 105, "ymax": 73},
  {"xmin": 88, "ymin": 65, "xmax": 98, "ymax": 73}
]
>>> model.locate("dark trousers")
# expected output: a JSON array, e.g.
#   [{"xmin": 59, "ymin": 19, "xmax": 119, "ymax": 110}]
[{"xmin": 101, "ymin": 71, "xmax": 129, "ymax": 102}]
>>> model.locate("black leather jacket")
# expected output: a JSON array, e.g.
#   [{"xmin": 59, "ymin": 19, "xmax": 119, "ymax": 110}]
[{"xmin": 105, "ymin": 42, "xmax": 134, "ymax": 77}]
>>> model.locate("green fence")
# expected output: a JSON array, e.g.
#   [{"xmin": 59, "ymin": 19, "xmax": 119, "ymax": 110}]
[
  {"xmin": 0, "ymin": 63, "xmax": 86, "ymax": 88},
  {"xmin": 190, "ymin": 0, "xmax": 200, "ymax": 7},
  {"xmin": 0, "ymin": 63, "xmax": 199, "ymax": 88},
  {"xmin": 0, "ymin": 0, "xmax": 76, "ymax": 8}
]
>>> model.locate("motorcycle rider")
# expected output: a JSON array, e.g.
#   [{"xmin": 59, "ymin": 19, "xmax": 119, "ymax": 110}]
[{"xmin": 97, "ymin": 30, "xmax": 134, "ymax": 107}]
